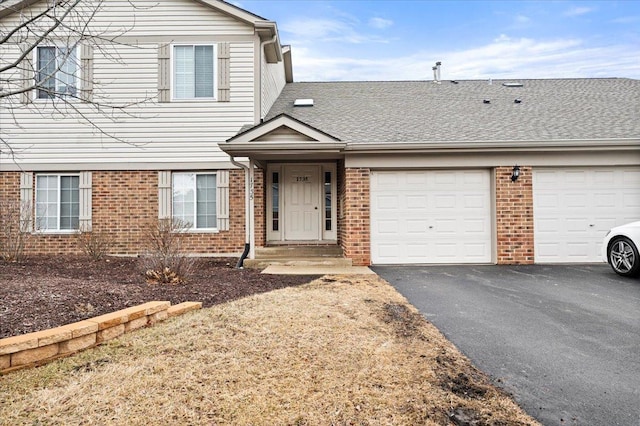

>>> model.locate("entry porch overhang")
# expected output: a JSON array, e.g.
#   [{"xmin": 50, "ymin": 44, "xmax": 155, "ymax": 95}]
[{"xmin": 221, "ymin": 114, "xmax": 346, "ymax": 161}]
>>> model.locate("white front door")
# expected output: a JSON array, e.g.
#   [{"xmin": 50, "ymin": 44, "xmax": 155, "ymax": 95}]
[{"xmin": 284, "ymin": 165, "xmax": 321, "ymax": 240}]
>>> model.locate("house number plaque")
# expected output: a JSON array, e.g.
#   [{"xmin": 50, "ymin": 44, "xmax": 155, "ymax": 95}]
[{"xmin": 295, "ymin": 176, "xmax": 310, "ymax": 182}]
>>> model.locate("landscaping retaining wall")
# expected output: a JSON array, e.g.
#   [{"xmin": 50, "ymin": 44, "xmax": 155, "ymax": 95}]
[{"xmin": 0, "ymin": 301, "xmax": 201, "ymax": 374}]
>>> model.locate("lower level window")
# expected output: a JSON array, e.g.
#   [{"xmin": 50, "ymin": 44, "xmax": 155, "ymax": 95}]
[
  {"xmin": 36, "ymin": 175, "xmax": 79, "ymax": 230},
  {"xmin": 173, "ymin": 173, "xmax": 217, "ymax": 229}
]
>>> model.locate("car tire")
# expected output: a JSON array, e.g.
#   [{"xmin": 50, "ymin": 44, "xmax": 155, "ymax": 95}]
[{"xmin": 608, "ymin": 237, "xmax": 640, "ymax": 277}]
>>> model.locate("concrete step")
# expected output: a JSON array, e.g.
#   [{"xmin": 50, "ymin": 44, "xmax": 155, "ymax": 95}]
[
  {"xmin": 255, "ymin": 245, "xmax": 343, "ymax": 258},
  {"xmin": 244, "ymin": 257, "xmax": 352, "ymax": 269}
]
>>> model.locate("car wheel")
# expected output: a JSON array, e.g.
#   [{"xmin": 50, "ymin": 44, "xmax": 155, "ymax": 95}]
[{"xmin": 608, "ymin": 237, "xmax": 640, "ymax": 277}]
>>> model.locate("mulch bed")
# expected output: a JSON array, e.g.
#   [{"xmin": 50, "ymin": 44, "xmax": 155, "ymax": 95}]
[{"xmin": 0, "ymin": 256, "xmax": 318, "ymax": 339}]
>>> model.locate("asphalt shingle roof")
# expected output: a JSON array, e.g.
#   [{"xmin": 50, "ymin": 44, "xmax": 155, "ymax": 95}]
[{"xmin": 264, "ymin": 78, "xmax": 640, "ymax": 144}]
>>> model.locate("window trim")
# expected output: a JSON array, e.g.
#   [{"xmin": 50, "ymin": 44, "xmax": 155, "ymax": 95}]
[
  {"xmin": 170, "ymin": 43, "xmax": 218, "ymax": 102},
  {"xmin": 34, "ymin": 45, "xmax": 80, "ymax": 101},
  {"xmin": 172, "ymin": 172, "xmax": 219, "ymax": 232},
  {"xmin": 34, "ymin": 173, "xmax": 80, "ymax": 233}
]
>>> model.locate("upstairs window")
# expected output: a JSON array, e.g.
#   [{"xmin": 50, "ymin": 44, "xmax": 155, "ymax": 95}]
[
  {"xmin": 173, "ymin": 45, "xmax": 215, "ymax": 99},
  {"xmin": 36, "ymin": 46, "xmax": 78, "ymax": 99}
]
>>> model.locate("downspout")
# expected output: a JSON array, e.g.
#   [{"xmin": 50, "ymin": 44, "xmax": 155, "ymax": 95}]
[{"xmin": 230, "ymin": 156, "xmax": 251, "ymax": 268}]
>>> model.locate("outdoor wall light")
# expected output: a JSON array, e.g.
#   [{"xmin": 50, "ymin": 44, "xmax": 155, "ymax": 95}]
[{"xmin": 511, "ymin": 165, "xmax": 521, "ymax": 182}]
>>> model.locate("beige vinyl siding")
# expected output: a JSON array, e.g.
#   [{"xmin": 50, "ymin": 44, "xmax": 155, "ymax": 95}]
[
  {"xmin": 0, "ymin": 0, "xmax": 258, "ymax": 168},
  {"xmin": 260, "ymin": 51, "xmax": 287, "ymax": 119},
  {"xmin": 89, "ymin": 0, "xmax": 256, "ymax": 37},
  {"xmin": 0, "ymin": 0, "xmax": 255, "ymax": 38}
]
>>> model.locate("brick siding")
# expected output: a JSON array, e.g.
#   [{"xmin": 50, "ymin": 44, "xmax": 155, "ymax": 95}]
[
  {"xmin": 495, "ymin": 166, "xmax": 535, "ymax": 264},
  {"xmin": 0, "ymin": 170, "xmax": 253, "ymax": 256},
  {"xmin": 253, "ymin": 168, "xmax": 265, "ymax": 248},
  {"xmin": 340, "ymin": 168, "xmax": 371, "ymax": 266}
]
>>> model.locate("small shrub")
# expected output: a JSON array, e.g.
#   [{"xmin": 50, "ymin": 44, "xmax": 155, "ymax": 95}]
[
  {"xmin": 0, "ymin": 200, "xmax": 32, "ymax": 262},
  {"xmin": 76, "ymin": 229, "xmax": 113, "ymax": 261},
  {"xmin": 140, "ymin": 218, "xmax": 194, "ymax": 285}
]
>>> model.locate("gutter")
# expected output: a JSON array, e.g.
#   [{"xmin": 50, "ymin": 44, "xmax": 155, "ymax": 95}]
[{"xmin": 343, "ymin": 138, "xmax": 640, "ymax": 153}]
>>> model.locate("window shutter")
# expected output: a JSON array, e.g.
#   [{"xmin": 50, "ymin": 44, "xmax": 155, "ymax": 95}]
[
  {"xmin": 216, "ymin": 170, "xmax": 229, "ymax": 231},
  {"xmin": 158, "ymin": 171, "xmax": 172, "ymax": 219},
  {"xmin": 79, "ymin": 171, "xmax": 92, "ymax": 231},
  {"xmin": 217, "ymin": 42, "xmax": 230, "ymax": 102},
  {"xmin": 80, "ymin": 44, "xmax": 94, "ymax": 102},
  {"xmin": 157, "ymin": 44, "xmax": 171, "ymax": 103},
  {"xmin": 19, "ymin": 43, "xmax": 33, "ymax": 104},
  {"xmin": 19, "ymin": 172, "xmax": 33, "ymax": 231}
]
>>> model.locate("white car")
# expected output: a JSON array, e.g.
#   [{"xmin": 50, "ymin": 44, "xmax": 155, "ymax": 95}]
[{"xmin": 602, "ymin": 221, "xmax": 640, "ymax": 277}]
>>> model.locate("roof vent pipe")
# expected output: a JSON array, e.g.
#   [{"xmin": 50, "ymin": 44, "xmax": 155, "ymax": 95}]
[
  {"xmin": 432, "ymin": 66, "xmax": 438, "ymax": 83},
  {"xmin": 436, "ymin": 61, "xmax": 442, "ymax": 82}
]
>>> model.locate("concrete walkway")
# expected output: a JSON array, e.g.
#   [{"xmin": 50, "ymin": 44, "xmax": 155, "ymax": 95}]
[{"xmin": 261, "ymin": 265, "xmax": 375, "ymax": 275}]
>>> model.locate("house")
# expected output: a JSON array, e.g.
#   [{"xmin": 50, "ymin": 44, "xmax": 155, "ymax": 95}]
[{"xmin": 1, "ymin": 1, "xmax": 639, "ymax": 267}]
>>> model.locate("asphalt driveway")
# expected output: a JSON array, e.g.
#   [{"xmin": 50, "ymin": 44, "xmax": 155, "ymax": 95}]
[{"xmin": 372, "ymin": 264, "xmax": 640, "ymax": 426}]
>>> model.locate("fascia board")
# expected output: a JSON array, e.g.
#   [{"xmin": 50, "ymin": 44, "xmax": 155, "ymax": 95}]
[
  {"xmin": 228, "ymin": 116, "xmax": 340, "ymax": 143},
  {"xmin": 220, "ymin": 142, "xmax": 346, "ymax": 155},
  {"xmin": 345, "ymin": 138, "xmax": 640, "ymax": 153},
  {"xmin": 0, "ymin": 0, "xmax": 267, "ymax": 24},
  {"xmin": 0, "ymin": 0, "xmax": 40, "ymax": 18},
  {"xmin": 194, "ymin": 0, "xmax": 267, "ymax": 25}
]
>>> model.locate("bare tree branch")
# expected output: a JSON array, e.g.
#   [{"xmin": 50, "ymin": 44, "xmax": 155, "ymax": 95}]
[{"xmin": 0, "ymin": 0, "xmax": 157, "ymax": 163}]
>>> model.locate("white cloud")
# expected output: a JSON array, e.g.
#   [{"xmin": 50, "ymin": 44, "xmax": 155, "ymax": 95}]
[
  {"xmin": 564, "ymin": 6, "xmax": 594, "ymax": 17},
  {"xmin": 290, "ymin": 36, "xmax": 640, "ymax": 82},
  {"xmin": 281, "ymin": 17, "xmax": 390, "ymax": 45},
  {"xmin": 369, "ymin": 17, "xmax": 393, "ymax": 29},
  {"xmin": 610, "ymin": 16, "xmax": 640, "ymax": 24}
]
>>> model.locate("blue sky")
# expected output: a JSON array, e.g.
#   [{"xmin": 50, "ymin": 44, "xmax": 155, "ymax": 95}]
[{"xmin": 234, "ymin": 0, "xmax": 640, "ymax": 81}]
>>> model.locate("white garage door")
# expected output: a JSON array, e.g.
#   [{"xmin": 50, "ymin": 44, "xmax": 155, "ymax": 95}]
[
  {"xmin": 370, "ymin": 170, "xmax": 492, "ymax": 264},
  {"xmin": 534, "ymin": 167, "xmax": 640, "ymax": 263}
]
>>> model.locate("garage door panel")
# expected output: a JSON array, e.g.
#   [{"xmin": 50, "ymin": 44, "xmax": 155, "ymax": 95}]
[
  {"xmin": 374, "ymin": 172, "xmax": 399, "ymax": 187},
  {"xmin": 406, "ymin": 172, "xmax": 428, "ymax": 185},
  {"xmin": 565, "ymin": 171, "xmax": 588, "ymax": 185},
  {"xmin": 463, "ymin": 170, "xmax": 487, "ymax": 184},
  {"xmin": 623, "ymin": 191, "xmax": 640, "ymax": 208},
  {"xmin": 465, "ymin": 243, "xmax": 488, "ymax": 257},
  {"xmin": 376, "ymin": 219, "xmax": 398, "ymax": 234},
  {"xmin": 406, "ymin": 219, "xmax": 428, "ymax": 234},
  {"xmin": 566, "ymin": 218, "xmax": 590, "ymax": 233},
  {"xmin": 464, "ymin": 194, "xmax": 485, "ymax": 208},
  {"xmin": 565, "ymin": 193, "xmax": 588, "ymax": 208},
  {"xmin": 376, "ymin": 194, "xmax": 399, "ymax": 209},
  {"xmin": 534, "ymin": 167, "xmax": 640, "ymax": 263},
  {"xmin": 593, "ymin": 170, "xmax": 615, "ymax": 184},
  {"xmin": 623, "ymin": 170, "xmax": 640, "ymax": 184},
  {"xmin": 593, "ymin": 193, "xmax": 616, "ymax": 208},
  {"xmin": 465, "ymin": 218, "xmax": 488, "ymax": 233},
  {"xmin": 434, "ymin": 171, "xmax": 456, "ymax": 185},
  {"xmin": 371, "ymin": 170, "xmax": 492, "ymax": 264},
  {"xmin": 406, "ymin": 195, "xmax": 427, "ymax": 208}
]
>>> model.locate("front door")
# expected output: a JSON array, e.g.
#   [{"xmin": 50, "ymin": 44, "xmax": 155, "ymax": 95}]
[{"xmin": 284, "ymin": 165, "xmax": 320, "ymax": 240}]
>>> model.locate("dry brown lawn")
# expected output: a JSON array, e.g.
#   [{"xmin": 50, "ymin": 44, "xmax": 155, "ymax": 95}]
[{"xmin": 0, "ymin": 275, "xmax": 540, "ymax": 425}]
